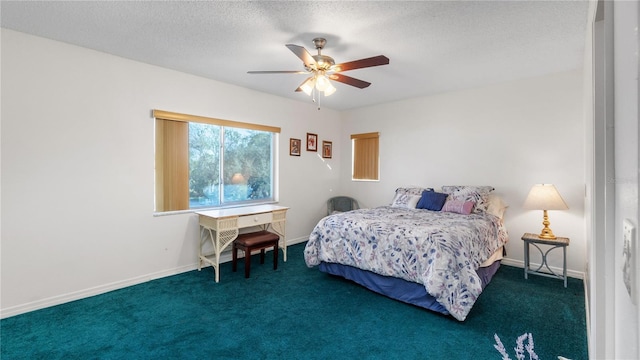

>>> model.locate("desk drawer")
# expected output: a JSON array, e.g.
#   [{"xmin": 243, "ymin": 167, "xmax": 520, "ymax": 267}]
[{"xmin": 237, "ymin": 212, "xmax": 272, "ymax": 228}]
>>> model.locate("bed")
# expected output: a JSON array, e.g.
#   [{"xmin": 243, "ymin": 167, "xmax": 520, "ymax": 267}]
[{"xmin": 304, "ymin": 186, "xmax": 509, "ymax": 321}]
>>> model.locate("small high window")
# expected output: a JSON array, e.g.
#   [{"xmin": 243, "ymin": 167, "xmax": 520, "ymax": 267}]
[{"xmin": 351, "ymin": 132, "xmax": 379, "ymax": 181}]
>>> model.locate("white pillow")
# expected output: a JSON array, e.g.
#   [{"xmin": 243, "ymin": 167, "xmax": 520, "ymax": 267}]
[
  {"xmin": 391, "ymin": 193, "xmax": 421, "ymax": 208},
  {"xmin": 486, "ymin": 194, "xmax": 508, "ymax": 219},
  {"xmin": 391, "ymin": 186, "xmax": 434, "ymax": 205}
]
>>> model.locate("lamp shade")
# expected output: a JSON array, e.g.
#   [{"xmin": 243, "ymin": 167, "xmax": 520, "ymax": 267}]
[
  {"xmin": 231, "ymin": 173, "xmax": 245, "ymax": 184},
  {"xmin": 523, "ymin": 184, "xmax": 568, "ymax": 210}
]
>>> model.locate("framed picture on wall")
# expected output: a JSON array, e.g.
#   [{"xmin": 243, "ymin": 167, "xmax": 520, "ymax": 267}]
[
  {"xmin": 306, "ymin": 133, "xmax": 318, "ymax": 151},
  {"xmin": 322, "ymin": 141, "xmax": 332, "ymax": 159},
  {"xmin": 290, "ymin": 138, "xmax": 301, "ymax": 156}
]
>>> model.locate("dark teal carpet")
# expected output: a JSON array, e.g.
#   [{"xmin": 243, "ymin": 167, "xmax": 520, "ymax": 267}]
[{"xmin": 1, "ymin": 242, "xmax": 587, "ymax": 359}]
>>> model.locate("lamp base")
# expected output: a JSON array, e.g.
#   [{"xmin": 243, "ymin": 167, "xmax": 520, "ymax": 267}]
[
  {"xmin": 539, "ymin": 210, "xmax": 557, "ymax": 239},
  {"xmin": 538, "ymin": 229, "xmax": 557, "ymax": 240}
]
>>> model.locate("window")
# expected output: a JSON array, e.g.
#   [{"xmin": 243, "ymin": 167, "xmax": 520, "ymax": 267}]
[
  {"xmin": 154, "ymin": 110, "xmax": 280, "ymax": 212},
  {"xmin": 351, "ymin": 132, "xmax": 380, "ymax": 181}
]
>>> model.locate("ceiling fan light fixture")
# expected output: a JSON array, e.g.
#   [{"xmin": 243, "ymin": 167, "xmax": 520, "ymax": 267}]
[
  {"xmin": 315, "ymin": 73, "xmax": 330, "ymax": 91},
  {"xmin": 299, "ymin": 77, "xmax": 316, "ymax": 96},
  {"xmin": 324, "ymin": 82, "xmax": 336, "ymax": 96}
]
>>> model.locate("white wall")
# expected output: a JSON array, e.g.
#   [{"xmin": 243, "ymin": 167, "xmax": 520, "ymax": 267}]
[
  {"xmin": 0, "ymin": 29, "xmax": 343, "ymax": 317},
  {"xmin": 612, "ymin": 1, "xmax": 640, "ymax": 358},
  {"xmin": 340, "ymin": 70, "xmax": 586, "ymax": 275}
]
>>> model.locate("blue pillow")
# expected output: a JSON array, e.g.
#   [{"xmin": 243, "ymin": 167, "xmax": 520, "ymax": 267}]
[{"xmin": 416, "ymin": 190, "xmax": 449, "ymax": 211}]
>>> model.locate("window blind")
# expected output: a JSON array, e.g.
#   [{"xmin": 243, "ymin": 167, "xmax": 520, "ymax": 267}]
[{"xmin": 351, "ymin": 132, "xmax": 380, "ymax": 181}]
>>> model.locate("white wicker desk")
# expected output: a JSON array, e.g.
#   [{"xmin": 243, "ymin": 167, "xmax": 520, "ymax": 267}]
[{"xmin": 196, "ymin": 205, "xmax": 288, "ymax": 282}]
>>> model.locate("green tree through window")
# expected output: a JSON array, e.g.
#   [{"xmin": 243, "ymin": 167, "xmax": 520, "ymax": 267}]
[
  {"xmin": 188, "ymin": 123, "xmax": 273, "ymax": 208},
  {"xmin": 189, "ymin": 123, "xmax": 220, "ymax": 204}
]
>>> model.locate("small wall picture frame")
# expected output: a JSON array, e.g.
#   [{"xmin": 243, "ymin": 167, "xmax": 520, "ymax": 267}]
[
  {"xmin": 322, "ymin": 141, "xmax": 332, "ymax": 159},
  {"xmin": 289, "ymin": 138, "xmax": 301, "ymax": 156},
  {"xmin": 306, "ymin": 133, "xmax": 318, "ymax": 152}
]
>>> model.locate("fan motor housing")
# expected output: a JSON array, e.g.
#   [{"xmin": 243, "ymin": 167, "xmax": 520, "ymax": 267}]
[{"xmin": 312, "ymin": 55, "xmax": 335, "ymax": 70}]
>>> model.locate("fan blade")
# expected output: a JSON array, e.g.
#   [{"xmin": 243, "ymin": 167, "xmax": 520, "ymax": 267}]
[
  {"xmin": 294, "ymin": 78, "xmax": 306, "ymax": 92},
  {"xmin": 248, "ymin": 70, "xmax": 308, "ymax": 74},
  {"xmin": 329, "ymin": 73, "xmax": 371, "ymax": 89},
  {"xmin": 285, "ymin": 44, "xmax": 317, "ymax": 68},
  {"xmin": 332, "ymin": 55, "xmax": 389, "ymax": 72}
]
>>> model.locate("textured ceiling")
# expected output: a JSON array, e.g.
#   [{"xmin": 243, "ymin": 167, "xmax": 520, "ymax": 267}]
[{"xmin": 1, "ymin": 1, "xmax": 589, "ymax": 111}]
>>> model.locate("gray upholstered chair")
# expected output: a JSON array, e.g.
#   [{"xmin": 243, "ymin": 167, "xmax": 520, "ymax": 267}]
[{"xmin": 327, "ymin": 196, "xmax": 360, "ymax": 216}]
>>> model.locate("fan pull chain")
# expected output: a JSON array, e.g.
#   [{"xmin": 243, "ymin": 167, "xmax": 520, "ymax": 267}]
[{"xmin": 311, "ymin": 87, "xmax": 322, "ymax": 110}]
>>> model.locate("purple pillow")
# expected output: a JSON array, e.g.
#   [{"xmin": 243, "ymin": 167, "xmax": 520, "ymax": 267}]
[
  {"xmin": 441, "ymin": 199, "xmax": 475, "ymax": 215},
  {"xmin": 441, "ymin": 186, "xmax": 494, "ymax": 214}
]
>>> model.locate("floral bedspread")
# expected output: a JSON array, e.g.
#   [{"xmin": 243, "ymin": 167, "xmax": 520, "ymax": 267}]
[{"xmin": 304, "ymin": 206, "xmax": 509, "ymax": 321}]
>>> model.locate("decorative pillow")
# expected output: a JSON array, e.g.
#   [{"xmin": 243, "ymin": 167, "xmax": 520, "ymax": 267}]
[
  {"xmin": 486, "ymin": 194, "xmax": 508, "ymax": 219},
  {"xmin": 391, "ymin": 193, "xmax": 422, "ymax": 209},
  {"xmin": 441, "ymin": 186, "xmax": 494, "ymax": 214},
  {"xmin": 416, "ymin": 190, "xmax": 448, "ymax": 211},
  {"xmin": 395, "ymin": 187, "xmax": 434, "ymax": 196},
  {"xmin": 441, "ymin": 199, "xmax": 475, "ymax": 215},
  {"xmin": 391, "ymin": 187, "xmax": 433, "ymax": 205}
]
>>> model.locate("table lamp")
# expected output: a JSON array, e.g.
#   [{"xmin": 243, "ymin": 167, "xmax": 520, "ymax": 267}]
[
  {"xmin": 523, "ymin": 184, "xmax": 569, "ymax": 239},
  {"xmin": 231, "ymin": 173, "xmax": 245, "ymax": 184}
]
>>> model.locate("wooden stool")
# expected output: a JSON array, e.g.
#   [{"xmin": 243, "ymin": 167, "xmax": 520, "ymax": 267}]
[{"xmin": 232, "ymin": 230, "xmax": 280, "ymax": 278}]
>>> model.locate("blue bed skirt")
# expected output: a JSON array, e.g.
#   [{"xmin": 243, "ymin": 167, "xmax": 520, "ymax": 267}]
[{"xmin": 318, "ymin": 260, "xmax": 501, "ymax": 316}]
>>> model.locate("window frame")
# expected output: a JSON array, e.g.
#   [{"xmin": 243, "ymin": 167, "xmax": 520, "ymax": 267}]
[{"xmin": 153, "ymin": 109, "xmax": 280, "ymax": 213}]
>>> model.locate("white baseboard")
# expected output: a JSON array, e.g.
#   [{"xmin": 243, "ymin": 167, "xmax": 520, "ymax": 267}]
[
  {"xmin": 0, "ymin": 264, "xmax": 196, "ymax": 319},
  {"xmin": 18, "ymin": 239, "xmax": 592, "ymax": 319},
  {"xmin": 501, "ymin": 257, "xmax": 585, "ymax": 280},
  {"xmin": 0, "ymin": 236, "xmax": 311, "ymax": 319}
]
